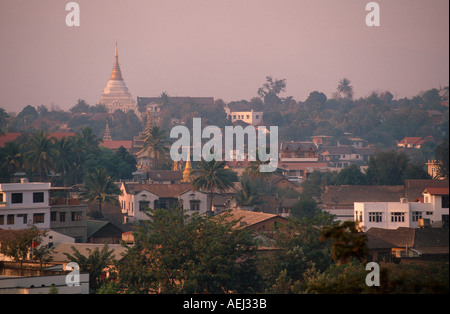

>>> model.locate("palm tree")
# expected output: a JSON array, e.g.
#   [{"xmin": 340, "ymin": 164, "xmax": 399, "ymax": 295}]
[
  {"xmin": 336, "ymin": 78, "xmax": 354, "ymax": 99},
  {"xmin": 71, "ymin": 134, "xmax": 87, "ymax": 185},
  {"xmin": 53, "ymin": 136, "xmax": 76, "ymax": 186},
  {"xmin": 245, "ymin": 151, "xmax": 274, "ymax": 193},
  {"xmin": 79, "ymin": 168, "xmax": 122, "ymax": 215},
  {"xmin": 24, "ymin": 130, "xmax": 56, "ymax": 181},
  {"xmin": 81, "ymin": 126, "xmax": 101, "ymax": 151},
  {"xmin": 191, "ymin": 160, "xmax": 235, "ymax": 213},
  {"xmin": 234, "ymin": 179, "xmax": 261, "ymax": 210},
  {"xmin": 0, "ymin": 108, "xmax": 9, "ymax": 134},
  {"xmin": 1, "ymin": 141, "xmax": 23, "ymax": 182},
  {"xmin": 140, "ymin": 126, "xmax": 170, "ymax": 170}
]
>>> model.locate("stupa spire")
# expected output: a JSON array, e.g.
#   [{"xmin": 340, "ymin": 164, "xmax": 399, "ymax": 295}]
[{"xmin": 109, "ymin": 42, "xmax": 123, "ymax": 81}]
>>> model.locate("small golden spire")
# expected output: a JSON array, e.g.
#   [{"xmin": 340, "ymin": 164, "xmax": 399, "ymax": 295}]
[
  {"xmin": 109, "ymin": 42, "xmax": 123, "ymax": 81},
  {"xmin": 182, "ymin": 152, "xmax": 192, "ymax": 182}
]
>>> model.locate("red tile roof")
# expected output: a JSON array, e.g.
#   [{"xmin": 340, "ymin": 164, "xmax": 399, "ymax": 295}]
[
  {"xmin": 100, "ymin": 140, "xmax": 132, "ymax": 150},
  {"xmin": 423, "ymin": 187, "xmax": 449, "ymax": 195}
]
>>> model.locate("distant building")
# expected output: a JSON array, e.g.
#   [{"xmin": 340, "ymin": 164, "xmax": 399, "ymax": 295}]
[
  {"xmin": 0, "ymin": 181, "xmax": 87, "ymax": 242},
  {"xmin": 119, "ymin": 182, "xmax": 209, "ymax": 223},
  {"xmin": 99, "ymin": 44, "xmax": 137, "ymax": 114},
  {"xmin": 354, "ymin": 187, "xmax": 449, "ymax": 231},
  {"xmin": 397, "ymin": 136, "xmax": 434, "ymax": 149},
  {"xmin": 224, "ymin": 103, "xmax": 264, "ymax": 126}
]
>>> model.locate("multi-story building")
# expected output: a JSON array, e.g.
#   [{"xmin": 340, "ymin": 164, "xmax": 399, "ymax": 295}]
[
  {"xmin": 119, "ymin": 182, "xmax": 209, "ymax": 223},
  {"xmin": 354, "ymin": 187, "xmax": 449, "ymax": 231},
  {"xmin": 0, "ymin": 180, "xmax": 87, "ymax": 242}
]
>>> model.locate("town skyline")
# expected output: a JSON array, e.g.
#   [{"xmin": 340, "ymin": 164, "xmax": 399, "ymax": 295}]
[{"xmin": 0, "ymin": 0, "xmax": 449, "ymax": 113}]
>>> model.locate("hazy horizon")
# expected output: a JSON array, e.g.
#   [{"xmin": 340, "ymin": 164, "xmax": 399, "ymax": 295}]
[{"xmin": 0, "ymin": 0, "xmax": 448, "ymax": 114}]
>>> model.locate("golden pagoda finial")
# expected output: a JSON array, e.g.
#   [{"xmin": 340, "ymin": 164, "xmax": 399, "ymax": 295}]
[
  {"xmin": 182, "ymin": 152, "xmax": 192, "ymax": 182},
  {"xmin": 110, "ymin": 42, "xmax": 123, "ymax": 81}
]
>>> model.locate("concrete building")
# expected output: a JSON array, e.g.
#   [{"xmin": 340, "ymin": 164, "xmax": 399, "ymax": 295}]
[
  {"xmin": 354, "ymin": 187, "xmax": 449, "ymax": 231},
  {"xmin": 0, "ymin": 181, "xmax": 87, "ymax": 242},
  {"xmin": 119, "ymin": 182, "xmax": 209, "ymax": 223}
]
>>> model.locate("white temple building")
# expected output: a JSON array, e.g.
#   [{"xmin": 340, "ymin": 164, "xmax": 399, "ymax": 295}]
[{"xmin": 99, "ymin": 43, "xmax": 137, "ymax": 114}]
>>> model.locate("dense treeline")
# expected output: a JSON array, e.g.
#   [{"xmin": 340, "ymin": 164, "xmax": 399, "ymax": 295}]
[
  {"xmin": 54, "ymin": 207, "xmax": 448, "ymax": 294},
  {"xmin": 0, "ymin": 127, "xmax": 137, "ymax": 185}
]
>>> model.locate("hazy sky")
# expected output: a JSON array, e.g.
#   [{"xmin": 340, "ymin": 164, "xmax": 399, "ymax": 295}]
[{"xmin": 0, "ymin": 0, "xmax": 448, "ymax": 113}]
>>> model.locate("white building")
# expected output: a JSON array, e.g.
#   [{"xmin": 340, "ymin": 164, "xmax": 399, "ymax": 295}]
[
  {"xmin": 0, "ymin": 180, "xmax": 51, "ymax": 230},
  {"xmin": 227, "ymin": 109, "xmax": 263, "ymax": 126},
  {"xmin": 120, "ymin": 182, "xmax": 209, "ymax": 223},
  {"xmin": 355, "ymin": 187, "xmax": 449, "ymax": 231}
]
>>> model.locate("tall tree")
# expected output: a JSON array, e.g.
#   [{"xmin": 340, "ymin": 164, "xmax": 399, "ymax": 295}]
[
  {"xmin": 434, "ymin": 139, "xmax": 449, "ymax": 179},
  {"xmin": 336, "ymin": 78, "xmax": 354, "ymax": 99},
  {"xmin": 0, "ymin": 108, "xmax": 9, "ymax": 134},
  {"xmin": 63, "ymin": 244, "xmax": 115, "ymax": 294},
  {"xmin": 234, "ymin": 179, "xmax": 261, "ymax": 210},
  {"xmin": 320, "ymin": 221, "xmax": 368, "ymax": 265},
  {"xmin": 0, "ymin": 141, "xmax": 23, "ymax": 182},
  {"xmin": 53, "ymin": 136, "xmax": 76, "ymax": 186},
  {"xmin": 79, "ymin": 168, "xmax": 122, "ymax": 214},
  {"xmin": 24, "ymin": 130, "xmax": 56, "ymax": 181},
  {"xmin": 191, "ymin": 160, "xmax": 235, "ymax": 213},
  {"xmin": 140, "ymin": 126, "xmax": 170, "ymax": 170}
]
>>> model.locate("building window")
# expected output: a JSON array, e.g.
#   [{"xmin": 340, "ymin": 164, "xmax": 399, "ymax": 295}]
[
  {"xmin": 256, "ymin": 115, "xmax": 259, "ymax": 119},
  {"xmin": 190, "ymin": 200, "xmax": 201, "ymax": 211},
  {"xmin": 355, "ymin": 211, "xmax": 363, "ymax": 222},
  {"xmin": 412, "ymin": 211, "xmax": 422, "ymax": 222},
  {"xmin": 33, "ymin": 192, "xmax": 44, "ymax": 203},
  {"xmin": 442, "ymin": 195, "xmax": 449, "ymax": 209},
  {"xmin": 0, "ymin": 215, "xmax": 4, "ymax": 225},
  {"xmin": 11, "ymin": 193, "xmax": 23, "ymax": 204},
  {"xmin": 391, "ymin": 212, "xmax": 405, "ymax": 222},
  {"xmin": 71, "ymin": 211, "xmax": 83, "ymax": 221},
  {"xmin": 60, "ymin": 212, "xmax": 66, "ymax": 222},
  {"xmin": 51, "ymin": 211, "xmax": 57, "ymax": 222},
  {"xmin": 17, "ymin": 214, "xmax": 28, "ymax": 224},
  {"xmin": 426, "ymin": 211, "xmax": 433, "ymax": 215},
  {"xmin": 246, "ymin": 115, "xmax": 250, "ymax": 119},
  {"xmin": 139, "ymin": 201, "xmax": 150, "ymax": 212},
  {"xmin": 0, "ymin": 193, "xmax": 3, "ymax": 203},
  {"xmin": 7, "ymin": 215, "xmax": 15, "ymax": 225},
  {"xmin": 33, "ymin": 213, "xmax": 45, "ymax": 224},
  {"xmin": 369, "ymin": 212, "xmax": 383, "ymax": 222}
]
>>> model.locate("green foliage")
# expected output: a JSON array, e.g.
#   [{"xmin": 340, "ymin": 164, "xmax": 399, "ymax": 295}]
[
  {"xmin": 366, "ymin": 150, "xmax": 430, "ymax": 185},
  {"xmin": 79, "ymin": 168, "xmax": 122, "ymax": 214},
  {"xmin": 336, "ymin": 164, "xmax": 367, "ymax": 185},
  {"xmin": 114, "ymin": 208, "xmax": 260, "ymax": 294},
  {"xmin": 63, "ymin": 244, "xmax": 115, "ymax": 294},
  {"xmin": 434, "ymin": 139, "xmax": 449, "ymax": 179},
  {"xmin": 191, "ymin": 160, "xmax": 236, "ymax": 212}
]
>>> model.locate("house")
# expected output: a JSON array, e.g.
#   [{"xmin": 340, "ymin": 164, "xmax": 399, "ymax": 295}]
[
  {"xmin": 0, "ymin": 261, "xmax": 89, "ymax": 294},
  {"xmin": 404, "ymin": 179, "xmax": 449, "ymax": 201},
  {"xmin": 311, "ymin": 135, "xmax": 334, "ymax": 147},
  {"xmin": 224, "ymin": 103, "xmax": 264, "ymax": 126},
  {"xmin": 119, "ymin": 182, "xmax": 209, "ymax": 223},
  {"xmin": 279, "ymin": 141, "xmax": 319, "ymax": 161},
  {"xmin": 219, "ymin": 209, "xmax": 287, "ymax": 233},
  {"xmin": 86, "ymin": 220, "xmax": 124, "ymax": 244},
  {"xmin": 147, "ymin": 170, "xmax": 183, "ymax": 184},
  {"xmin": 365, "ymin": 227, "xmax": 449, "ymax": 262},
  {"xmin": 318, "ymin": 146, "xmax": 375, "ymax": 168},
  {"xmin": 278, "ymin": 161, "xmax": 329, "ymax": 179},
  {"xmin": 397, "ymin": 136, "xmax": 434, "ymax": 149},
  {"xmin": 354, "ymin": 187, "xmax": 449, "ymax": 231},
  {"xmin": 321, "ymin": 185, "xmax": 405, "ymax": 222}
]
